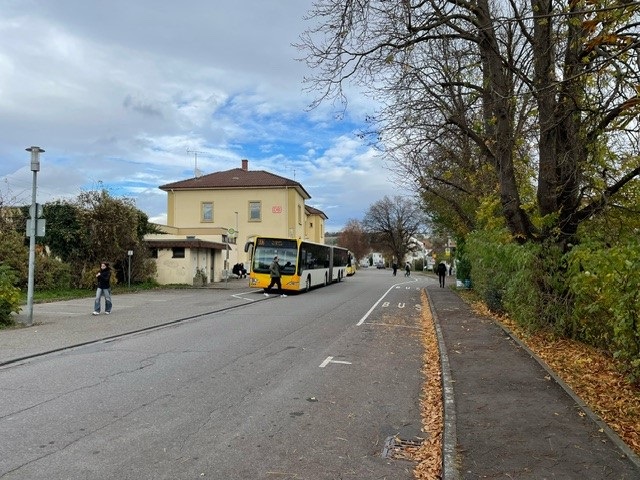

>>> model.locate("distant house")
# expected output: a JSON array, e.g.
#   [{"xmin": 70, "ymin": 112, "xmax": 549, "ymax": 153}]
[
  {"xmin": 371, "ymin": 252, "xmax": 385, "ymax": 267},
  {"xmin": 145, "ymin": 159, "xmax": 328, "ymax": 285}
]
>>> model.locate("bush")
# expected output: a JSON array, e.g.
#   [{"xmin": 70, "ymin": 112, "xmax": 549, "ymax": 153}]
[
  {"xmin": 466, "ymin": 229, "xmax": 558, "ymax": 328},
  {"xmin": 0, "ymin": 264, "xmax": 21, "ymax": 326},
  {"xmin": 0, "ymin": 230, "xmax": 28, "ymax": 288},
  {"xmin": 567, "ymin": 241, "xmax": 640, "ymax": 382},
  {"xmin": 466, "ymin": 229, "xmax": 522, "ymax": 315},
  {"xmin": 465, "ymin": 226, "xmax": 640, "ymax": 382},
  {"xmin": 35, "ymin": 256, "xmax": 72, "ymax": 290}
]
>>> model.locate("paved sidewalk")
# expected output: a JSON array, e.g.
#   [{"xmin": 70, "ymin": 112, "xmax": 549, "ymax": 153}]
[
  {"xmin": 1, "ymin": 280, "xmax": 252, "ymax": 365},
  {"xmin": 426, "ymin": 284, "xmax": 640, "ymax": 479}
]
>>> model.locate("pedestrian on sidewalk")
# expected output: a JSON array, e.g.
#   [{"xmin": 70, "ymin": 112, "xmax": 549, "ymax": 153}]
[
  {"xmin": 93, "ymin": 262, "xmax": 112, "ymax": 315},
  {"xmin": 404, "ymin": 262, "xmax": 411, "ymax": 277},
  {"xmin": 437, "ymin": 261, "xmax": 447, "ymax": 288}
]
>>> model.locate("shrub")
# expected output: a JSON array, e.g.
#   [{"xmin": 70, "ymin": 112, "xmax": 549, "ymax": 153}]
[
  {"xmin": 0, "ymin": 264, "xmax": 21, "ymax": 326},
  {"xmin": 466, "ymin": 229, "xmax": 559, "ymax": 329},
  {"xmin": 567, "ymin": 241, "xmax": 640, "ymax": 382},
  {"xmin": 35, "ymin": 256, "xmax": 72, "ymax": 290}
]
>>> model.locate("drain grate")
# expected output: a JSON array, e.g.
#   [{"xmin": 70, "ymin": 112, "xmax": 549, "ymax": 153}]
[{"xmin": 382, "ymin": 435, "xmax": 424, "ymax": 460}]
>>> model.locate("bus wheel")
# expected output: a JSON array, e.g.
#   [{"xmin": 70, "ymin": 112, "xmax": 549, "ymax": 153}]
[{"xmin": 305, "ymin": 276, "xmax": 311, "ymax": 293}]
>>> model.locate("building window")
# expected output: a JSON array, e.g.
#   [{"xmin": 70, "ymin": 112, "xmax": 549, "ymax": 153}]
[
  {"xmin": 201, "ymin": 202, "xmax": 213, "ymax": 222},
  {"xmin": 172, "ymin": 247, "xmax": 185, "ymax": 258},
  {"xmin": 151, "ymin": 248, "xmax": 158, "ymax": 258},
  {"xmin": 249, "ymin": 201, "xmax": 261, "ymax": 221}
]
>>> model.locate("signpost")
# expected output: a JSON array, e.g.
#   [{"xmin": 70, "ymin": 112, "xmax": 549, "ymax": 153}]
[
  {"xmin": 224, "ymin": 228, "xmax": 238, "ymax": 287},
  {"xmin": 127, "ymin": 250, "xmax": 134, "ymax": 288}
]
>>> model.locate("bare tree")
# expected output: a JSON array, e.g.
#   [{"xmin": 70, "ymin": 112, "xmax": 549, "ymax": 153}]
[
  {"xmin": 337, "ymin": 219, "xmax": 370, "ymax": 262},
  {"xmin": 298, "ymin": 0, "xmax": 640, "ymax": 248},
  {"xmin": 362, "ymin": 195, "xmax": 425, "ymax": 263}
]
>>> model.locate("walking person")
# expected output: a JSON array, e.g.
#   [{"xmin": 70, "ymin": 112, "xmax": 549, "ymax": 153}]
[
  {"xmin": 437, "ymin": 261, "xmax": 447, "ymax": 288},
  {"xmin": 404, "ymin": 262, "xmax": 411, "ymax": 277},
  {"xmin": 392, "ymin": 261, "xmax": 398, "ymax": 276},
  {"xmin": 93, "ymin": 262, "xmax": 112, "ymax": 315},
  {"xmin": 264, "ymin": 255, "xmax": 287, "ymax": 297}
]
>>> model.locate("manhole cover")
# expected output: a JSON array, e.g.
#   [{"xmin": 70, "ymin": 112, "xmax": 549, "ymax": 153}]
[{"xmin": 382, "ymin": 435, "xmax": 424, "ymax": 460}]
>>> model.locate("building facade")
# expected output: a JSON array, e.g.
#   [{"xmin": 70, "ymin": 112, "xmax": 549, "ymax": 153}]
[{"xmin": 145, "ymin": 159, "xmax": 327, "ymax": 284}]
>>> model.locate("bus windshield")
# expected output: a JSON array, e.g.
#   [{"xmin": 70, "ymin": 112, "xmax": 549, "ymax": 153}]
[{"xmin": 252, "ymin": 238, "xmax": 298, "ymax": 275}]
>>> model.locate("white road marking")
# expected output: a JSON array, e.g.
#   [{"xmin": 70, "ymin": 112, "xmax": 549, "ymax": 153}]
[
  {"xmin": 357, "ymin": 278, "xmax": 417, "ymax": 326},
  {"xmin": 231, "ymin": 292, "xmax": 256, "ymax": 302},
  {"xmin": 319, "ymin": 356, "xmax": 352, "ymax": 368}
]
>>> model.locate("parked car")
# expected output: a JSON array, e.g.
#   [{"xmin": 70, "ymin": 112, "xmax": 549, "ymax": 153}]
[{"xmin": 376, "ymin": 261, "xmax": 385, "ymax": 269}]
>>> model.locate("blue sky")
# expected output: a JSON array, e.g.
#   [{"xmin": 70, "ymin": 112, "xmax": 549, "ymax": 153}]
[{"xmin": 0, "ymin": 1, "xmax": 404, "ymax": 232}]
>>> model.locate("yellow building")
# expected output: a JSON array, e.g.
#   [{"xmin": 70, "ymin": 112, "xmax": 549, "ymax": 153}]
[{"xmin": 145, "ymin": 159, "xmax": 327, "ymax": 285}]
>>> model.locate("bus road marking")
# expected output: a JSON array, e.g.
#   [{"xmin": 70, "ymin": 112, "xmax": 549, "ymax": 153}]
[
  {"xmin": 357, "ymin": 279, "xmax": 418, "ymax": 326},
  {"xmin": 319, "ymin": 356, "xmax": 352, "ymax": 368}
]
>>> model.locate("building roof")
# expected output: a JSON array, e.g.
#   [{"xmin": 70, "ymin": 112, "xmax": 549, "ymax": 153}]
[
  {"xmin": 305, "ymin": 205, "xmax": 328, "ymax": 219},
  {"xmin": 145, "ymin": 237, "xmax": 228, "ymax": 250},
  {"xmin": 159, "ymin": 162, "xmax": 311, "ymax": 200}
]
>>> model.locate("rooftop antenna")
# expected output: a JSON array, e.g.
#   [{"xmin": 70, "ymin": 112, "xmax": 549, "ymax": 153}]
[
  {"xmin": 186, "ymin": 149, "xmax": 207, "ymax": 178},
  {"xmin": 284, "ymin": 161, "xmax": 296, "ymax": 180}
]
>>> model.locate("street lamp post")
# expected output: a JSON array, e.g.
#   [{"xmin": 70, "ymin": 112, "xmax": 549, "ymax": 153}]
[
  {"xmin": 25, "ymin": 146, "xmax": 44, "ymax": 326},
  {"xmin": 234, "ymin": 211, "xmax": 239, "ymax": 261}
]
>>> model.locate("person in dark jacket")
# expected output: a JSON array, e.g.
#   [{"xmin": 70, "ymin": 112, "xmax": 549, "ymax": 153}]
[
  {"xmin": 437, "ymin": 261, "xmax": 447, "ymax": 288},
  {"xmin": 93, "ymin": 262, "xmax": 112, "ymax": 315},
  {"xmin": 264, "ymin": 256, "xmax": 290, "ymax": 297}
]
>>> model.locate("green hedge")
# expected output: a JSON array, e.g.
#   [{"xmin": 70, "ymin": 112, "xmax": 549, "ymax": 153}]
[
  {"xmin": 567, "ymin": 241, "xmax": 640, "ymax": 382},
  {"xmin": 463, "ymin": 228, "xmax": 640, "ymax": 382},
  {"xmin": 0, "ymin": 264, "xmax": 21, "ymax": 326}
]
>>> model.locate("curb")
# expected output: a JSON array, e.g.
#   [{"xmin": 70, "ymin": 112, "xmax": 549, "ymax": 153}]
[{"xmin": 425, "ymin": 289, "xmax": 460, "ymax": 480}]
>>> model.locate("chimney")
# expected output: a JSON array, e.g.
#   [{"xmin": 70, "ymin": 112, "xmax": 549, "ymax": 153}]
[{"xmin": 241, "ymin": 159, "xmax": 248, "ymax": 171}]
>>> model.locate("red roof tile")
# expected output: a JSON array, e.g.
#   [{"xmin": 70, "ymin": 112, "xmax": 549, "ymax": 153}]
[
  {"xmin": 159, "ymin": 168, "xmax": 311, "ymax": 199},
  {"xmin": 305, "ymin": 205, "xmax": 327, "ymax": 219},
  {"xmin": 145, "ymin": 238, "xmax": 227, "ymax": 250}
]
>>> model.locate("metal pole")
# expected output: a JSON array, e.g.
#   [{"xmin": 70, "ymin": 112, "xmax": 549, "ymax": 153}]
[
  {"xmin": 235, "ymin": 211, "xmax": 239, "ymax": 263},
  {"xmin": 127, "ymin": 250, "xmax": 133, "ymax": 289},
  {"xmin": 225, "ymin": 240, "xmax": 229, "ymax": 287},
  {"xmin": 25, "ymin": 146, "xmax": 44, "ymax": 326}
]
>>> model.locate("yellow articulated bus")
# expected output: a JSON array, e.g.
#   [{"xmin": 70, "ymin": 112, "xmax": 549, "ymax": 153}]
[{"xmin": 244, "ymin": 237, "xmax": 350, "ymax": 293}]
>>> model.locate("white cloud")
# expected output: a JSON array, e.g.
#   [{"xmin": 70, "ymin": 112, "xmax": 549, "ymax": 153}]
[{"xmin": 0, "ymin": 1, "xmax": 400, "ymax": 231}]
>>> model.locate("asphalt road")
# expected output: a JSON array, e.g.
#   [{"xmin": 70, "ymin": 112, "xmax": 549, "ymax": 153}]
[{"xmin": 0, "ymin": 269, "xmax": 432, "ymax": 480}]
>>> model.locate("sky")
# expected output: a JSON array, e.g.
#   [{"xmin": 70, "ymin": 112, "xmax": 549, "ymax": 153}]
[{"xmin": 0, "ymin": 1, "xmax": 405, "ymax": 232}]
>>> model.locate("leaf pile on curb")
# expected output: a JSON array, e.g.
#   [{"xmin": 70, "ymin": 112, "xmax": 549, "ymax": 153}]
[{"xmin": 412, "ymin": 290, "xmax": 444, "ymax": 479}]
